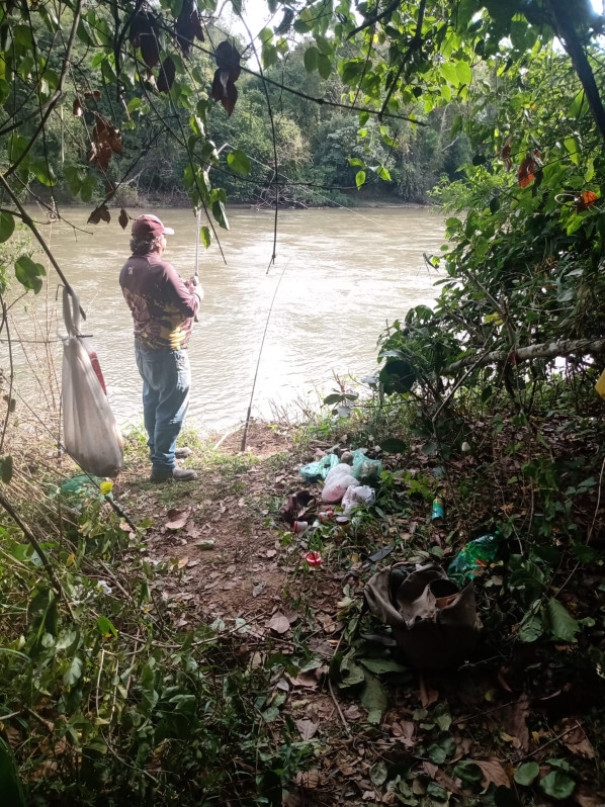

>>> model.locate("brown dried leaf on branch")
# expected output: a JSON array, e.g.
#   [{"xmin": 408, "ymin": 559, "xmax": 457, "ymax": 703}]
[
  {"xmin": 211, "ymin": 41, "xmax": 241, "ymax": 115},
  {"xmin": 87, "ymin": 204, "xmax": 111, "ymax": 224},
  {"xmin": 176, "ymin": 0, "xmax": 204, "ymax": 55},
  {"xmin": 157, "ymin": 56, "xmax": 176, "ymax": 93},
  {"xmin": 119, "ymin": 209, "xmax": 129, "ymax": 229},
  {"xmin": 501, "ymin": 135, "xmax": 512, "ymax": 171},
  {"xmin": 73, "ymin": 90, "xmax": 101, "ymax": 118},
  {"xmin": 129, "ymin": 11, "xmax": 161, "ymax": 67},
  {"xmin": 90, "ymin": 116, "xmax": 123, "ymax": 170}
]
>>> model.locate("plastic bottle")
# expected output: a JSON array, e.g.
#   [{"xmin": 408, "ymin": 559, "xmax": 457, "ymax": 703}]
[
  {"xmin": 447, "ymin": 534, "xmax": 500, "ymax": 585},
  {"xmin": 431, "ymin": 496, "xmax": 444, "ymax": 521}
]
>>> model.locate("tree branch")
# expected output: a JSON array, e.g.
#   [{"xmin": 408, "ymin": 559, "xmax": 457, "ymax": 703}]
[
  {"xmin": 4, "ymin": 0, "xmax": 83, "ymax": 178},
  {"xmin": 379, "ymin": 0, "xmax": 427, "ymax": 120},
  {"xmin": 348, "ymin": 0, "xmax": 404, "ymax": 39},
  {"xmin": 445, "ymin": 336, "xmax": 605, "ymax": 374}
]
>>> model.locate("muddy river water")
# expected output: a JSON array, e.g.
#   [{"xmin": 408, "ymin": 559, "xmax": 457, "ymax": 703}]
[{"xmin": 7, "ymin": 206, "xmax": 446, "ymax": 437}]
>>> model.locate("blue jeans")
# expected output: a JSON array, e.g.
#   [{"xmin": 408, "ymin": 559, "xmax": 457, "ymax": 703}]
[{"xmin": 135, "ymin": 342, "xmax": 190, "ymax": 473}]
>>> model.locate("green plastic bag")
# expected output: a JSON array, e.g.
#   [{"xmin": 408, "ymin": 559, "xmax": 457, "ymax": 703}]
[
  {"xmin": 351, "ymin": 449, "xmax": 382, "ymax": 482},
  {"xmin": 300, "ymin": 454, "xmax": 340, "ymax": 481}
]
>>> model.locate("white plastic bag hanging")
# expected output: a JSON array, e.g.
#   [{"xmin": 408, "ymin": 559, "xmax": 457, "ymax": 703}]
[{"xmin": 61, "ymin": 287, "xmax": 123, "ymax": 477}]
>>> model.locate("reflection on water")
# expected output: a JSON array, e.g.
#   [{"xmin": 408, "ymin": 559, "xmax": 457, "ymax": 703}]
[{"xmin": 5, "ymin": 206, "xmax": 445, "ymax": 436}]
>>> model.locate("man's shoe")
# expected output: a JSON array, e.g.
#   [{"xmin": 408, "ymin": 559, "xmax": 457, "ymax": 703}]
[
  {"xmin": 150, "ymin": 467, "xmax": 198, "ymax": 483},
  {"xmin": 175, "ymin": 447, "xmax": 193, "ymax": 459}
]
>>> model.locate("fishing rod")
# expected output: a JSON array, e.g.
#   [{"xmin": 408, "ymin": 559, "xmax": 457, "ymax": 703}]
[{"xmin": 240, "ymin": 261, "xmax": 289, "ymax": 452}]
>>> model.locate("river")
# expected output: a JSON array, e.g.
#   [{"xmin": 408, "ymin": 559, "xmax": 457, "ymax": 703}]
[{"xmin": 6, "ymin": 206, "xmax": 446, "ymax": 437}]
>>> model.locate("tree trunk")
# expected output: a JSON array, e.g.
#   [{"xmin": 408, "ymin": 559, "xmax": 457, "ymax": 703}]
[{"xmin": 548, "ymin": 0, "xmax": 605, "ymax": 142}]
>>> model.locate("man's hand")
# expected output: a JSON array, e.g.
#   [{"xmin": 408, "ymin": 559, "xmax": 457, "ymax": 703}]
[{"xmin": 191, "ymin": 280, "xmax": 204, "ymax": 303}]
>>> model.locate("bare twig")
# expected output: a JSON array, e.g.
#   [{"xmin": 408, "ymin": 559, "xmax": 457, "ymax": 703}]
[{"xmin": 328, "ymin": 679, "xmax": 351, "ymax": 735}]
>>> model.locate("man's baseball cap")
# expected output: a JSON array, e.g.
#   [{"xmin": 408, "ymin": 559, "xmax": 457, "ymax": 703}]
[{"xmin": 131, "ymin": 214, "xmax": 175, "ymax": 238}]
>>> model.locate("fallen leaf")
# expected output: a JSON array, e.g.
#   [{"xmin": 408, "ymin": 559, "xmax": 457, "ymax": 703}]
[
  {"xmin": 562, "ymin": 721, "xmax": 595, "ymax": 759},
  {"xmin": 295, "ymin": 718, "xmax": 319, "ymax": 740},
  {"xmin": 435, "ymin": 768, "xmax": 464, "ymax": 796},
  {"xmin": 165, "ymin": 508, "xmax": 191, "ymax": 530},
  {"xmin": 252, "ymin": 581, "xmax": 265, "ymax": 598},
  {"xmin": 469, "ymin": 758, "xmax": 510, "ymax": 788},
  {"xmin": 391, "ymin": 720, "xmax": 415, "ymax": 747},
  {"xmin": 575, "ymin": 785, "xmax": 604, "ymax": 806},
  {"xmin": 423, "ymin": 761, "xmax": 438, "ymax": 778},
  {"xmin": 269, "ymin": 613, "xmax": 290, "ymax": 634},
  {"xmin": 508, "ymin": 693, "xmax": 530, "ymax": 751},
  {"xmin": 287, "ymin": 671, "xmax": 320, "ymax": 689},
  {"xmin": 419, "ymin": 674, "xmax": 439, "ymax": 707},
  {"xmin": 177, "ymin": 556, "xmax": 189, "ymax": 570},
  {"xmin": 294, "ymin": 769, "xmax": 321, "ymax": 789}
]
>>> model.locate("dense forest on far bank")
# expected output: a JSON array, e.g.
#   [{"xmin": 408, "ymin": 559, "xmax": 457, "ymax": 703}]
[{"xmin": 24, "ymin": 21, "xmax": 472, "ymax": 210}]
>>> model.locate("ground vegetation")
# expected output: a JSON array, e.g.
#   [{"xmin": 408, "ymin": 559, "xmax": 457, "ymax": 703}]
[{"xmin": 0, "ymin": 0, "xmax": 605, "ymax": 804}]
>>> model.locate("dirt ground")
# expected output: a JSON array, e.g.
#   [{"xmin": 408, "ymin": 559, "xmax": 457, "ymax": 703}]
[{"xmin": 112, "ymin": 420, "xmax": 605, "ymax": 807}]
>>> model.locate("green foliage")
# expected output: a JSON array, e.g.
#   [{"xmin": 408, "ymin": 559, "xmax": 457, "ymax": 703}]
[{"xmin": 0, "ymin": 479, "xmax": 306, "ymax": 805}]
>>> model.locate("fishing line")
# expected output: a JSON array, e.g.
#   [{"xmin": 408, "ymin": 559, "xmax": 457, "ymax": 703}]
[{"xmin": 240, "ymin": 260, "xmax": 289, "ymax": 452}]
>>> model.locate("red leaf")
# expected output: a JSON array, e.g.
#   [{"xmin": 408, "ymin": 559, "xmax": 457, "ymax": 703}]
[
  {"xmin": 517, "ymin": 152, "xmax": 538, "ymax": 189},
  {"xmin": 157, "ymin": 56, "xmax": 176, "ymax": 93},
  {"xmin": 576, "ymin": 190, "xmax": 597, "ymax": 211}
]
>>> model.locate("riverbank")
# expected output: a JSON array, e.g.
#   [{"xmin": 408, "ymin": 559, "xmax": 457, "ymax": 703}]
[
  {"xmin": 1, "ymin": 383, "xmax": 604, "ymax": 805},
  {"xmin": 38, "ymin": 183, "xmax": 435, "ymax": 213}
]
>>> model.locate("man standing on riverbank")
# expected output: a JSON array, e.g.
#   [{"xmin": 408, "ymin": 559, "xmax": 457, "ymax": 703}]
[{"xmin": 120, "ymin": 214, "xmax": 203, "ymax": 483}]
